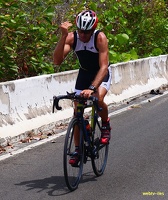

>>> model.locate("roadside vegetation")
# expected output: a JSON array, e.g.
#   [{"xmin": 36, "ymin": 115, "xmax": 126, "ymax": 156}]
[{"xmin": 0, "ymin": 0, "xmax": 167, "ymax": 82}]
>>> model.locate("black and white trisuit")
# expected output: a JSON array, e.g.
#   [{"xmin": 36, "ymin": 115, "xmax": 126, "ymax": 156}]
[{"xmin": 73, "ymin": 30, "xmax": 112, "ymax": 95}]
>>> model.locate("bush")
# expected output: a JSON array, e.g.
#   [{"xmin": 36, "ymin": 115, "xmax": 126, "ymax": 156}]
[
  {"xmin": 0, "ymin": 0, "xmax": 57, "ymax": 81},
  {"xmin": 0, "ymin": 0, "xmax": 167, "ymax": 81}
]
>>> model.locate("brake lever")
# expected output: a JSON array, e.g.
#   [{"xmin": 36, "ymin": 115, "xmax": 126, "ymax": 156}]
[{"xmin": 53, "ymin": 96, "xmax": 62, "ymax": 112}]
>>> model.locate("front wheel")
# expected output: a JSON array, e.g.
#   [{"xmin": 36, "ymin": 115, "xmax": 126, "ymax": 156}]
[
  {"xmin": 91, "ymin": 121, "xmax": 109, "ymax": 176},
  {"xmin": 63, "ymin": 117, "xmax": 84, "ymax": 191}
]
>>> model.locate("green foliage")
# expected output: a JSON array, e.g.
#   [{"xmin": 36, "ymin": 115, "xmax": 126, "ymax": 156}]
[
  {"xmin": 0, "ymin": 0, "xmax": 58, "ymax": 81},
  {"xmin": 96, "ymin": 0, "xmax": 168, "ymax": 62},
  {"xmin": 0, "ymin": 0, "xmax": 167, "ymax": 81}
]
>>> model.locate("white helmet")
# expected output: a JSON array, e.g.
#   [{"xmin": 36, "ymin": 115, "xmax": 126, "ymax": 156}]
[{"xmin": 76, "ymin": 10, "xmax": 98, "ymax": 30}]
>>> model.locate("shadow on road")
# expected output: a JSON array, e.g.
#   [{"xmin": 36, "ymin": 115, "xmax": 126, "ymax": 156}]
[{"xmin": 15, "ymin": 171, "xmax": 98, "ymax": 196}]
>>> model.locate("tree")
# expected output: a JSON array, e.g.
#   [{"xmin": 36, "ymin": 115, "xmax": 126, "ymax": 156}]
[{"xmin": 0, "ymin": 0, "xmax": 167, "ymax": 82}]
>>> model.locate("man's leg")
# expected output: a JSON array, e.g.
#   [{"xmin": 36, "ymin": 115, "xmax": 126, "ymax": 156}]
[
  {"xmin": 97, "ymin": 86, "xmax": 108, "ymax": 121},
  {"xmin": 97, "ymin": 86, "xmax": 111, "ymax": 144}
]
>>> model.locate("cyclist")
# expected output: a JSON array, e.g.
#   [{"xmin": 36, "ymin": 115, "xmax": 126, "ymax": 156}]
[{"xmin": 53, "ymin": 10, "xmax": 112, "ymax": 165}]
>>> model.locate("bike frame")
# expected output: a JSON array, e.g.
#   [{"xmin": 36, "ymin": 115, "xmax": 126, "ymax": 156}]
[
  {"xmin": 76, "ymin": 101, "xmax": 94, "ymax": 148},
  {"xmin": 77, "ymin": 100, "xmax": 103, "ymax": 158}
]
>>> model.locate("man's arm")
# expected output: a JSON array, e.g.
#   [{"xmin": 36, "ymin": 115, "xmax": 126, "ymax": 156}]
[
  {"xmin": 53, "ymin": 22, "xmax": 74, "ymax": 65},
  {"xmin": 91, "ymin": 31, "xmax": 109, "ymax": 89}
]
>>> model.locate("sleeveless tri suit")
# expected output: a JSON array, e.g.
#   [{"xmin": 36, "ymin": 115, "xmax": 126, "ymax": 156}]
[{"xmin": 72, "ymin": 30, "xmax": 112, "ymax": 94}]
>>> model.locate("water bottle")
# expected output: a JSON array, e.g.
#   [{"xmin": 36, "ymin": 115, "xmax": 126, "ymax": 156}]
[{"xmin": 85, "ymin": 119, "xmax": 91, "ymax": 136}]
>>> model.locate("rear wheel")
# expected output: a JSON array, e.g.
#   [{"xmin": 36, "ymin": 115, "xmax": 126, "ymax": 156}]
[
  {"xmin": 63, "ymin": 117, "xmax": 84, "ymax": 191},
  {"xmin": 91, "ymin": 121, "xmax": 109, "ymax": 176}
]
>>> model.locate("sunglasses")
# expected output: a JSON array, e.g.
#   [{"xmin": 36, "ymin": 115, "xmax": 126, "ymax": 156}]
[{"xmin": 77, "ymin": 29, "xmax": 93, "ymax": 34}]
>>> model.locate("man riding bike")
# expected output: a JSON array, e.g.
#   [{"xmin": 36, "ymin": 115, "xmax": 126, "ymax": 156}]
[{"xmin": 53, "ymin": 10, "xmax": 112, "ymax": 165}]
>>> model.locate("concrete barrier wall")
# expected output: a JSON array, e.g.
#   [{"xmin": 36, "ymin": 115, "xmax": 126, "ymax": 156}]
[
  {"xmin": 106, "ymin": 55, "xmax": 168, "ymax": 103},
  {"xmin": 0, "ymin": 55, "xmax": 168, "ymax": 141}
]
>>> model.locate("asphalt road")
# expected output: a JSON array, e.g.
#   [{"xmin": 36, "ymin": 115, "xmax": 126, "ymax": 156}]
[{"xmin": 0, "ymin": 93, "xmax": 168, "ymax": 200}]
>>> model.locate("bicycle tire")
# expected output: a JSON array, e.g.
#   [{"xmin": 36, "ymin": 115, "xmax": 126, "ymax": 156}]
[
  {"xmin": 91, "ymin": 120, "xmax": 109, "ymax": 176},
  {"xmin": 63, "ymin": 117, "xmax": 84, "ymax": 191}
]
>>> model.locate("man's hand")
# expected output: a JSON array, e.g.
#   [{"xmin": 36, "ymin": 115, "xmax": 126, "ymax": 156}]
[
  {"xmin": 60, "ymin": 21, "xmax": 73, "ymax": 37},
  {"xmin": 80, "ymin": 89, "xmax": 94, "ymax": 98}
]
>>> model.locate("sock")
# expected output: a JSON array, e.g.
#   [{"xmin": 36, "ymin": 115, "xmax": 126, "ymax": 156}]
[{"xmin": 102, "ymin": 118, "xmax": 110, "ymax": 126}]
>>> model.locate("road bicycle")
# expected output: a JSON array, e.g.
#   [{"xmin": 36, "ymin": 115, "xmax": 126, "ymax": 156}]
[{"xmin": 52, "ymin": 92, "xmax": 109, "ymax": 191}]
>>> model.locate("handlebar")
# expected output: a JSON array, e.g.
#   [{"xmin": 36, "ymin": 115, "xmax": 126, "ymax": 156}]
[{"xmin": 52, "ymin": 92, "xmax": 102, "ymax": 113}]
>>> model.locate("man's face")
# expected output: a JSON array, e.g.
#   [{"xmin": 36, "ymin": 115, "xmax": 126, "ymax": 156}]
[{"xmin": 77, "ymin": 29, "xmax": 94, "ymax": 43}]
